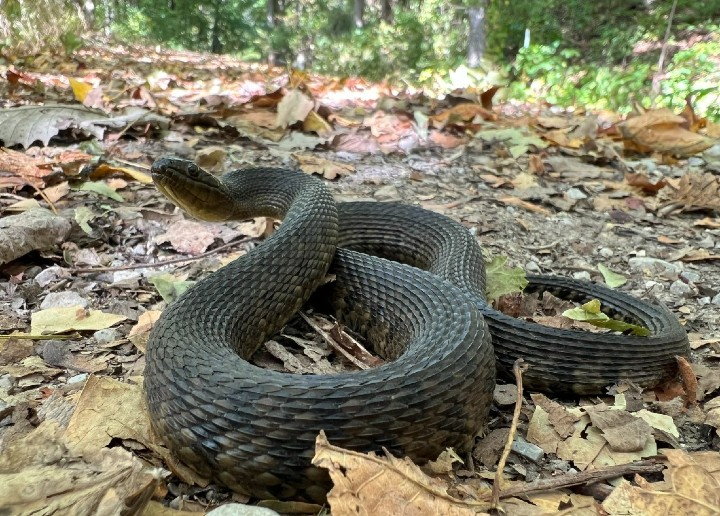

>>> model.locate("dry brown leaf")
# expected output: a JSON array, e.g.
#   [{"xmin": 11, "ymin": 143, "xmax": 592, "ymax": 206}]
[
  {"xmin": 312, "ymin": 431, "xmax": 490, "ymax": 516},
  {"xmin": 303, "ymin": 110, "xmax": 333, "ymax": 136},
  {"xmin": 617, "ymin": 108, "xmax": 716, "ymax": 156},
  {"xmin": 154, "ymin": 220, "xmax": 217, "ymax": 255},
  {"xmin": 660, "ymin": 172, "xmax": 720, "ymax": 213},
  {"xmin": 64, "ymin": 375, "xmax": 206, "ymax": 487},
  {"xmin": 276, "ymin": 89, "xmax": 315, "ymax": 128},
  {"xmin": 584, "ymin": 406, "xmax": 653, "ymax": 453},
  {"xmin": 530, "ymin": 393, "xmax": 579, "ymax": 439},
  {"xmin": 294, "ymin": 153, "xmax": 354, "ymax": 180},
  {"xmin": 497, "ymin": 195, "xmax": 551, "ymax": 215},
  {"xmin": 602, "ymin": 450, "xmax": 720, "ymax": 515},
  {"xmin": 430, "ymin": 102, "xmax": 495, "ymax": 129},
  {"xmin": 0, "ymin": 420, "xmax": 162, "ymax": 515}
]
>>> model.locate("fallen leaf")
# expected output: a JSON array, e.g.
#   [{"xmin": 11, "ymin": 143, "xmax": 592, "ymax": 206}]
[
  {"xmin": 312, "ymin": 431, "xmax": 488, "ymax": 515},
  {"xmin": 31, "ymin": 306, "xmax": 126, "ymax": 335}
]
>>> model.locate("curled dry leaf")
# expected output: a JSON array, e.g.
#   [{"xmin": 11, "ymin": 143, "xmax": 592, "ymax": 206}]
[
  {"xmin": 312, "ymin": 431, "xmax": 490, "ymax": 516},
  {"xmin": 617, "ymin": 108, "xmax": 716, "ymax": 156},
  {"xmin": 602, "ymin": 450, "xmax": 720, "ymax": 516}
]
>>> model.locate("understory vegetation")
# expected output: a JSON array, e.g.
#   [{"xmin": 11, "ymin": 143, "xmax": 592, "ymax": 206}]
[{"xmin": 2, "ymin": 0, "xmax": 719, "ymax": 119}]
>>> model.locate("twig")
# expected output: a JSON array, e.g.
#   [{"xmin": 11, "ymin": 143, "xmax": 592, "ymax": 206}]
[
  {"xmin": 651, "ymin": 0, "xmax": 678, "ymax": 98},
  {"xmin": 491, "ymin": 359, "xmax": 527, "ymax": 512},
  {"xmin": 70, "ymin": 236, "xmax": 254, "ymax": 274},
  {"xmin": 298, "ymin": 312, "xmax": 372, "ymax": 370},
  {"xmin": 496, "ymin": 459, "xmax": 666, "ymax": 499}
]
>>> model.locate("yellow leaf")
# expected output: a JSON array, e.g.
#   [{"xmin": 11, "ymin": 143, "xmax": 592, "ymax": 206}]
[
  {"xmin": 31, "ymin": 306, "xmax": 127, "ymax": 334},
  {"xmin": 69, "ymin": 78, "xmax": 93, "ymax": 103}
]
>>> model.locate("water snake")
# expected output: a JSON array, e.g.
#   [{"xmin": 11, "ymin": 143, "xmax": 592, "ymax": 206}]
[{"xmin": 144, "ymin": 157, "xmax": 689, "ymax": 501}]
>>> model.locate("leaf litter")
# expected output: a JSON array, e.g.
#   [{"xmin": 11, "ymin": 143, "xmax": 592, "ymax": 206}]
[{"xmin": 0, "ymin": 41, "xmax": 718, "ymax": 515}]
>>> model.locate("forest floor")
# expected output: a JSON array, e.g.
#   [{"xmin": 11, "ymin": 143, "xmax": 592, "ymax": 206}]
[{"xmin": 1, "ymin": 43, "xmax": 719, "ymax": 515}]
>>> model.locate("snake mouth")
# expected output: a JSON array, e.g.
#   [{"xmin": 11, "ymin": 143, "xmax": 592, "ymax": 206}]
[{"xmin": 151, "ymin": 158, "xmax": 236, "ymax": 221}]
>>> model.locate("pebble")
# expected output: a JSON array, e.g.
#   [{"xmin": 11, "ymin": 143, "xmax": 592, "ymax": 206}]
[
  {"xmin": 599, "ymin": 247, "xmax": 614, "ymax": 258},
  {"xmin": 494, "ymin": 384, "xmax": 518, "ymax": 406},
  {"xmin": 669, "ymin": 280, "xmax": 696, "ymax": 298},
  {"xmin": 680, "ymin": 270, "xmax": 700, "ymax": 283},
  {"xmin": 373, "ymin": 185, "xmax": 400, "ymax": 201},
  {"xmin": 511, "ymin": 436, "xmax": 544, "ymax": 463},
  {"xmin": 40, "ymin": 291, "xmax": 89, "ymax": 309},
  {"xmin": 34, "ymin": 266, "xmax": 66, "ymax": 288},
  {"xmin": 67, "ymin": 373, "xmax": 88, "ymax": 385},
  {"xmin": 525, "ymin": 261, "xmax": 541, "ymax": 274},
  {"xmin": 697, "ymin": 235, "xmax": 715, "ymax": 248},
  {"xmin": 628, "ymin": 257, "xmax": 682, "ymax": 276},
  {"xmin": 712, "ymin": 293, "xmax": 720, "ymax": 306},
  {"xmin": 573, "ymin": 271, "xmax": 592, "ymax": 281},
  {"xmin": 687, "ymin": 156, "xmax": 705, "ymax": 167},
  {"xmin": 206, "ymin": 504, "xmax": 280, "ymax": 516},
  {"xmin": 565, "ymin": 187, "xmax": 588, "ymax": 200},
  {"xmin": 93, "ymin": 328, "xmax": 118, "ymax": 345}
]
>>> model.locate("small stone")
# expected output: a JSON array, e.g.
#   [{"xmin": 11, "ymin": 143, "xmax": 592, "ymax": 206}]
[
  {"xmin": 669, "ymin": 280, "xmax": 695, "ymax": 298},
  {"xmin": 573, "ymin": 271, "xmax": 592, "ymax": 281},
  {"xmin": 494, "ymin": 384, "xmax": 518, "ymax": 406},
  {"xmin": 511, "ymin": 436, "xmax": 544, "ymax": 463},
  {"xmin": 67, "ymin": 373, "xmax": 88, "ymax": 385},
  {"xmin": 680, "ymin": 270, "xmax": 700, "ymax": 283},
  {"xmin": 566, "ymin": 187, "xmax": 588, "ymax": 200},
  {"xmin": 712, "ymin": 293, "xmax": 720, "ymax": 306},
  {"xmin": 94, "ymin": 328, "xmax": 118, "ymax": 345},
  {"xmin": 525, "ymin": 261, "xmax": 541, "ymax": 274},
  {"xmin": 656, "ymin": 165, "xmax": 672, "ymax": 175},
  {"xmin": 373, "ymin": 184, "xmax": 400, "ymax": 201},
  {"xmin": 206, "ymin": 504, "xmax": 280, "ymax": 516},
  {"xmin": 637, "ymin": 159, "xmax": 657, "ymax": 173},
  {"xmin": 687, "ymin": 156, "xmax": 705, "ymax": 167},
  {"xmin": 628, "ymin": 257, "xmax": 682, "ymax": 276},
  {"xmin": 40, "ymin": 291, "xmax": 89, "ymax": 309},
  {"xmin": 697, "ymin": 235, "xmax": 715, "ymax": 248},
  {"xmin": 599, "ymin": 247, "xmax": 614, "ymax": 258}
]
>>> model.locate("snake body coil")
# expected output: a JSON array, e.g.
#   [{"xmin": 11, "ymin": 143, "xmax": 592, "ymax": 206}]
[{"xmin": 144, "ymin": 158, "xmax": 689, "ymax": 501}]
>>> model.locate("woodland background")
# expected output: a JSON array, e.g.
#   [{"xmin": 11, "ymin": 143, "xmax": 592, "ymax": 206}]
[{"xmin": 2, "ymin": 0, "xmax": 720, "ymax": 119}]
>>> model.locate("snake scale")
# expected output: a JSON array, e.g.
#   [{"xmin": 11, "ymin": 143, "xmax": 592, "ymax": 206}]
[{"xmin": 144, "ymin": 157, "xmax": 690, "ymax": 501}]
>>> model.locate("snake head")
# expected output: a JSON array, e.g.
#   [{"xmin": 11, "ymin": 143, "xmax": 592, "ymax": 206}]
[{"xmin": 151, "ymin": 157, "xmax": 236, "ymax": 221}]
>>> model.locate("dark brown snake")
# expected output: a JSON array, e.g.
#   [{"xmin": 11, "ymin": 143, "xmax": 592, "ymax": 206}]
[{"xmin": 144, "ymin": 157, "xmax": 689, "ymax": 501}]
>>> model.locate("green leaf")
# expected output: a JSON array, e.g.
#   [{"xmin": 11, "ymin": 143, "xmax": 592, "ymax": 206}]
[
  {"xmin": 74, "ymin": 206, "xmax": 95, "ymax": 234},
  {"xmin": 597, "ymin": 264, "xmax": 627, "ymax": 288},
  {"xmin": 485, "ymin": 255, "xmax": 528, "ymax": 303},
  {"xmin": 563, "ymin": 300, "xmax": 650, "ymax": 336},
  {"xmin": 150, "ymin": 273, "xmax": 195, "ymax": 304},
  {"xmin": 79, "ymin": 181, "xmax": 124, "ymax": 202}
]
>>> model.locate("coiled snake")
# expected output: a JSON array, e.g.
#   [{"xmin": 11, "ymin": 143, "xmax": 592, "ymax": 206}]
[{"xmin": 144, "ymin": 158, "xmax": 689, "ymax": 501}]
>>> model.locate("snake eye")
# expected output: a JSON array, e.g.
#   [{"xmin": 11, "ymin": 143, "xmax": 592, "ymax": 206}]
[{"xmin": 187, "ymin": 164, "xmax": 200, "ymax": 178}]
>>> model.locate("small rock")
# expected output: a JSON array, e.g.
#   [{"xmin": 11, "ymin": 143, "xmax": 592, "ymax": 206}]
[
  {"xmin": 94, "ymin": 328, "xmax": 118, "ymax": 345},
  {"xmin": 697, "ymin": 235, "xmax": 715, "ymax": 248},
  {"xmin": 34, "ymin": 266, "xmax": 69, "ymax": 288},
  {"xmin": 547, "ymin": 458, "xmax": 572, "ymax": 473},
  {"xmin": 656, "ymin": 165, "xmax": 672, "ymax": 175},
  {"xmin": 698, "ymin": 297, "xmax": 710, "ymax": 306},
  {"xmin": 637, "ymin": 159, "xmax": 657, "ymax": 173},
  {"xmin": 628, "ymin": 257, "xmax": 682, "ymax": 276},
  {"xmin": 494, "ymin": 384, "xmax": 518, "ymax": 406},
  {"xmin": 669, "ymin": 280, "xmax": 695, "ymax": 298},
  {"xmin": 573, "ymin": 271, "xmax": 592, "ymax": 281},
  {"xmin": 680, "ymin": 270, "xmax": 700, "ymax": 283},
  {"xmin": 687, "ymin": 156, "xmax": 705, "ymax": 167},
  {"xmin": 644, "ymin": 280, "xmax": 665, "ymax": 292},
  {"xmin": 511, "ymin": 436, "xmax": 544, "ymax": 463},
  {"xmin": 599, "ymin": 247, "xmax": 614, "ymax": 258},
  {"xmin": 712, "ymin": 293, "xmax": 720, "ymax": 306},
  {"xmin": 40, "ymin": 291, "xmax": 89, "ymax": 309},
  {"xmin": 565, "ymin": 187, "xmax": 588, "ymax": 200},
  {"xmin": 206, "ymin": 504, "xmax": 280, "ymax": 516},
  {"xmin": 0, "ymin": 375, "xmax": 13, "ymax": 389},
  {"xmin": 67, "ymin": 373, "xmax": 88, "ymax": 385},
  {"xmin": 373, "ymin": 184, "xmax": 400, "ymax": 201},
  {"xmin": 525, "ymin": 261, "xmax": 541, "ymax": 274}
]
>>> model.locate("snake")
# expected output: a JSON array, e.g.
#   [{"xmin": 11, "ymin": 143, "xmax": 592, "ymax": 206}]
[{"xmin": 144, "ymin": 157, "xmax": 690, "ymax": 501}]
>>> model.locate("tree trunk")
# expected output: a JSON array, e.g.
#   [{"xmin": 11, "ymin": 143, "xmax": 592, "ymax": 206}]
[
  {"xmin": 467, "ymin": 1, "xmax": 487, "ymax": 68},
  {"xmin": 381, "ymin": 0, "xmax": 392, "ymax": 23},
  {"xmin": 354, "ymin": 0, "xmax": 365, "ymax": 28},
  {"xmin": 210, "ymin": 0, "xmax": 223, "ymax": 53}
]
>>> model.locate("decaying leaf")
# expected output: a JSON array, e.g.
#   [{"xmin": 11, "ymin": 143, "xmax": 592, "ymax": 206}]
[
  {"xmin": 312, "ymin": 431, "xmax": 490, "ymax": 516},
  {"xmin": 602, "ymin": 450, "xmax": 720, "ymax": 516},
  {"xmin": 30, "ymin": 306, "xmax": 127, "ymax": 335},
  {"xmin": 617, "ymin": 108, "xmax": 716, "ymax": 156}
]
